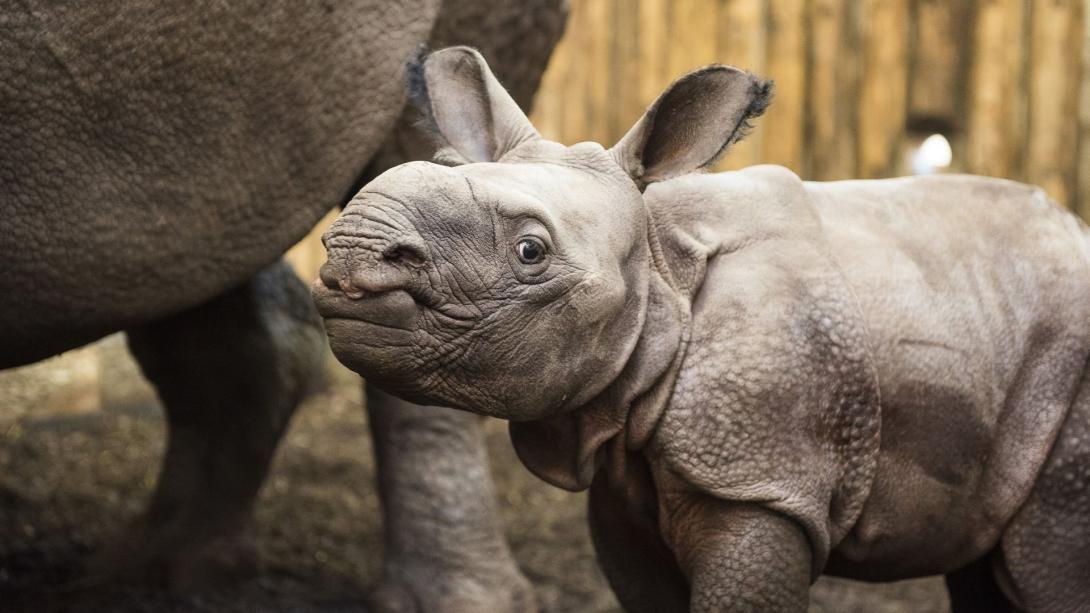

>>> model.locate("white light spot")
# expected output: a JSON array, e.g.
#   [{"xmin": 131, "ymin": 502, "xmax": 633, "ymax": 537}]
[{"xmin": 911, "ymin": 133, "xmax": 953, "ymax": 175}]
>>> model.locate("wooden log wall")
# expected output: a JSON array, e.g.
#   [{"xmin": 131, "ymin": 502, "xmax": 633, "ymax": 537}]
[{"xmin": 530, "ymin": 0, "xmax": 1089, "ymax": 215}]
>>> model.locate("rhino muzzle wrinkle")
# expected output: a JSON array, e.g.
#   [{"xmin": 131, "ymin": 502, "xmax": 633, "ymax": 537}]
[
  {"xmin": 320, "ymin": 233, "xmax": 423, "ymax": 300},
  {"xmin": 348, "ymin": 261, "xmax": 415, "ymax": 296},
  {"xmin": 314, "ymin": 231, "xmax": 427, "ymax": 334}
]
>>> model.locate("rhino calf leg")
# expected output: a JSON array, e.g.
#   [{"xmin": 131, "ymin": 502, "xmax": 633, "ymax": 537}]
[
  {"xmin": 668, "ymin": 495, "xmax": 811, "ymax": 613},
  {"xmin": 996, "ymin": 371, "xmax": 1090, "ymax": 613},
  {"xmin": 365, "ymin": 386, "xmax": 535, "ymax": 613},
  {"xmin": 99, "ymin": 261, "xmax": 325, "ymax": 590}
]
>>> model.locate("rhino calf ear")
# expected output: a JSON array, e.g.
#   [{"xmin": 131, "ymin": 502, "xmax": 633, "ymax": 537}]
[
  {"xmin": 411, "ymin": 46, "xmax": 540, "ymax": 164},
  {"xmin": 610, "ymin": 66, "xmax": 772, "ymax": 187}
]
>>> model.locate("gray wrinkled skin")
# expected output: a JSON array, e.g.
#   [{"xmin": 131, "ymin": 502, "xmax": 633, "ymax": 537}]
[
  {"xmin": 2, "ymin": 4, "xmax": 566, "ymax": 609},
  {"xmin": 316, "ymin": 47, "xmax": 1090, "ymax": 612}
]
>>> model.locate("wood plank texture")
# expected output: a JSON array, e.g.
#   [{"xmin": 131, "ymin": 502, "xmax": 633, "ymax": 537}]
[
  {"xmin": 1026, "ymin": 0, "xmax": 1084, "ymax": 207},
  {"xmin": 526, "ymin": 0, "xmax": 1089, "ymax": 211},
  {"xmin": 858, "ymin": 0, "xmax": 909, "ymax": 178},
  {"xmin": 965, "ymin": 0, "xmax": 1027, "ymax": 180}
]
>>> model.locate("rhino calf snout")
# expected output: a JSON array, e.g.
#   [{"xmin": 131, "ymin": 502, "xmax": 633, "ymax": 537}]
[
  {"xmin": 313, "ymin": 219, "xmax": 431, "ymax": 330},
  {"xmin": 318, "ymin": 206, "xmax": 431, "ymax": 302}
]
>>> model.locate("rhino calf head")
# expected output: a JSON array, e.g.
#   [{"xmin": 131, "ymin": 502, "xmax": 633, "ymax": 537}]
[{"xmin": 312, "ymin": 45, "xmax": 769, "ymax": 422}]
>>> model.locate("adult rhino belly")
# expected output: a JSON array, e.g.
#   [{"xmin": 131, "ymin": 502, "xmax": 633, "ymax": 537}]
[
  {"xmin": 813, "ymin": 176, "xmax": 1090, "ymax": 578},
  {"xmin": 0, "ymin": 0, "xmax": 440, "ymax": 367}
]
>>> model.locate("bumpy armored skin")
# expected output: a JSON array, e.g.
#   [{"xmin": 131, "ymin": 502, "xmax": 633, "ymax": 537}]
[
  {"xmin": 315, "ymin": 46, "xmax": 1090, "ymax": 612},
  {"xmin": 1, "ymin": 3, "xmax": 567, "ymax": 607}
]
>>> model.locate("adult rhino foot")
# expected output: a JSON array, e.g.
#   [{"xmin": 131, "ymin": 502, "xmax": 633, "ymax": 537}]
[
  {"xmin": 86, "ymin": 517, "xmax": 258, "ymax": 592},
  {"xmin": 367, "ymin": 563, "xmax": 537, "ymax": 613}
]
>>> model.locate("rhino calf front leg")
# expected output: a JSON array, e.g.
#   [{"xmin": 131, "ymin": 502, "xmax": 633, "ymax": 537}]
[
  {"xmin": 366, "ymin": 387, "xmax": 535, "ymax": 613},
  {"xmin": 669, "ymin": 496, "xmax": 811, "ymax": 613},
  {"xmin": 102, "ymin": 261, "xmax": 325, "ymax": 590}
]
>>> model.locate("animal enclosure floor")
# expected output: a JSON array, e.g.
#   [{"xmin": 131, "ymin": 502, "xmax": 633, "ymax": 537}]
[{"xmin": 0, "ymin": 340, "xmax": 948, "ymax": 612}]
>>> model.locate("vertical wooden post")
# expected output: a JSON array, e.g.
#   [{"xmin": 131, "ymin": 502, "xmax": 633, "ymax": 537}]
[
  {"xmin": 1026, "ymin": 0, "xmax": 1083, "ymax": 207},
  {"xmin": 1078, "ymin": 0, "xmax": 1090, "ymax": 218},
  {"xmin": 764, "ymin": 0, "xmax": 807, "ymax": 174},
  {"xmin": 582, "ymin": 0, "xmax": 612, "ymax": 145},
  {"xmin": 965, "ymin": 0, "xmax": 1027, "ymax": 181},
  {"xmin": 716, "ymin": 0, "xmax": 768, "ymax": 170},
  {"xmin": 610, "ymin": 0, "xmax": 644, "ymax": 143},
  {"xmin": 858, "ymin": 0, "xmax": 909, "ymax": 179},
  {"xmin": 564, "ymin": 0, "xmax": 593, "ymax": 145},
  {"xmin": 908, "ymin": 0, "xmax": 971, "ymax": 126},
  {"xmin": 808, "ymin": 0, "xmax": 858, "ymax": 179},
  {"xmin": 529, "ymin": 28, "xmax": 567, "ymax": 143},
  {"xmin": 638, "ymin": 0, "xmax": 672, "ymax": 113},
  {"xmin": 667, "ymin": 0, "xmax": 721, "ymax": 75}
]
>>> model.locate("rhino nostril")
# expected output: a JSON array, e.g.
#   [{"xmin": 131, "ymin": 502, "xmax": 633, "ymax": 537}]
[{"xmin": 383, "ymin": 244, "xmax": 427, "ymax": 268}]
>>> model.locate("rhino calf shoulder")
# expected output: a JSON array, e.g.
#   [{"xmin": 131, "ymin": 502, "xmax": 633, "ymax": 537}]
[{"xmin": 314, "ymin": 46, "xmax": 1090, "ymax": 612}]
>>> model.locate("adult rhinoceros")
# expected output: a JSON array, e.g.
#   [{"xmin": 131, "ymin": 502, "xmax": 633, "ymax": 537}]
[{"xmin": 0, "ymin": 2, "xmax": 567, "ymax": 610}]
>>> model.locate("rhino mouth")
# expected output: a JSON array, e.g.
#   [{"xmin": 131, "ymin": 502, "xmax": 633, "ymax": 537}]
[{"xmin": 312, "ymin": 282, "xmax": 420, "ymax": 331}]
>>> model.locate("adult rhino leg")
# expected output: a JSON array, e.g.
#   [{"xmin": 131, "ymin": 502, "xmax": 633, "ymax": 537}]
[
  {"xmin": 98, "ymin": 261, "xmax": 324, "ymax": 590},
  {"xmin": 943, "ymin": 553, "xmax": 1017, "ymax": 613},
  {"xmin": 365, "ymin": 387, "xmax": 534, "ymax": 613},
  {"xmin": 349, "ymin": 4, "xmax": 567, "ymax": 610}
]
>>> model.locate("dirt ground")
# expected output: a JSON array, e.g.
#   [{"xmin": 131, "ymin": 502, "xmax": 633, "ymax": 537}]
[{"xmin": 0, "ymin": 337, "xmax": 950, "ymax": 613}]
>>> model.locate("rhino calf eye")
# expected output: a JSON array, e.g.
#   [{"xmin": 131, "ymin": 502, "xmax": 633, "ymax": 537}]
[{"xmin": 515, "ymin": 237, "xmax": 547, "ymax": 265}]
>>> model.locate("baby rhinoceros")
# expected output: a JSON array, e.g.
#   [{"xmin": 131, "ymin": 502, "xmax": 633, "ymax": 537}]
[{"xmin": 313, "ymin": 46, "xmax": 1090, "ymax": 612}]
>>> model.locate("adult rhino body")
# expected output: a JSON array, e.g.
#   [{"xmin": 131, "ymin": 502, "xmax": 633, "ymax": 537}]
[
  {"xmin": 315, "ymin": 47, "xmax": 1090, "ymax": 612},
  {"xmin": 1, "ymin": 3, "xmax": 566, "ymax": 609}
]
